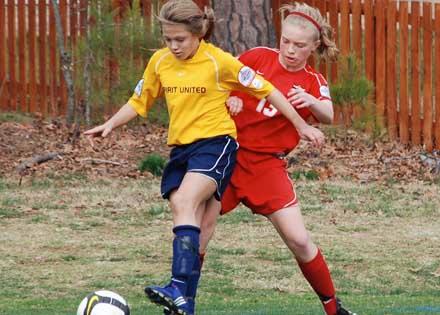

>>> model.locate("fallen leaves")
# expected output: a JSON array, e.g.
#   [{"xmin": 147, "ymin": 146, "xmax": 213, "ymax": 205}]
[
  {"xmin": 0, "ymin": 118, "xmax": 169, "ymax": 180},
  {"xmin": 288, "ymin": 127, "xmax": 436, "ymax": 183},
  {"xmin": 0, "ymin": 119, "xmax": 436, "ymax": 183}
]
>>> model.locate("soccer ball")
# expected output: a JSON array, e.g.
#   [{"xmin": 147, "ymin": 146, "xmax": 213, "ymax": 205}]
[{"xmin": 77, "ymin": 290, "xmax": 130, "ymax": 315}]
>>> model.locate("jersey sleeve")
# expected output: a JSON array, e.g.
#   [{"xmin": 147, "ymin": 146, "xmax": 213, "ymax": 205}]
[
  {"xmin": 127, "ymin": 52, "xmax": 163, "ymax": 118},
  {"xmin": 309, "ymin": 71, "xmax": 332, "ymax": 101},
  {"xmin": 304, "ymin": 70, "xmax": 332, "ymax": 122},
  {"xmin": 218, "ymin": 50, "xmax": 274, "ymax": 99},
  {"xmin": 237, "ymin": 48, "xmax": 260, "ymax": 69}
]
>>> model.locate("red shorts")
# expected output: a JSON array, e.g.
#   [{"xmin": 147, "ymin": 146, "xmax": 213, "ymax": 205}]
[{"xmin": 221, "ymin": 149, "xmax": 298, "ymax": 216}]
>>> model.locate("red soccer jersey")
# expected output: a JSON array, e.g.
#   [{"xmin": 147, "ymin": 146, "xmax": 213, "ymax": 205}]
[{"xmin": 231, "ymin": 47, "xmax": 331, "ymax": 154}]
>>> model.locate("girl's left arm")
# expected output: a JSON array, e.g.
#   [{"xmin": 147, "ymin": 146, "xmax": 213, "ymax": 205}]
[
  {"xmin": 287, "ymin": 87, "xmax": 334, "ymax": 124},
  {"xmin": 309, "ymin": 99, "xmax": 334, "ymax": 124},
  {"xmin": 266, "ymin": 89, "xmax": 324, "ymax": 147}
]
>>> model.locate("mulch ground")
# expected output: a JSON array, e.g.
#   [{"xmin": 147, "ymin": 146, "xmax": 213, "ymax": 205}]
[{"xmin": 1, "ymin": 118, "xmax": 438, "ymax": 183}]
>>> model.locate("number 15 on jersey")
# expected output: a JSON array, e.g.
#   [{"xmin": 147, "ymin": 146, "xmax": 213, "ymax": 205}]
[{"xmin": 256, "ymin": 98, "xmax": 278, "ymax": 117}]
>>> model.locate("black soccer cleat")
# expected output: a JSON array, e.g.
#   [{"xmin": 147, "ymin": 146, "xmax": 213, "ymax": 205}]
[
  {"xmin": 336, "ymin": 298, "xmax": 357, "ymax": 315},
  {"xmin": 145, "ymin": 284, "xmax": 192, "ymax": 315},
  {"xmin": 163, "ymin": 298, "xmax": 195, "ymax": 314}
]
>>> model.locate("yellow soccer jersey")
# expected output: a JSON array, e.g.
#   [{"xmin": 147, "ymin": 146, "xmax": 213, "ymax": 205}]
[{"xmin": 128, "ymin": 40, "xmax": 274, "ymax": 145}]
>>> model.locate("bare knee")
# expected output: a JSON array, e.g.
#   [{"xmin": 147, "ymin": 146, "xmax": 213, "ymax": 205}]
[
  {"xmin": 282, "ymin": 230, "xmax": 318, "ymax": 262},
  {"xmin": 170, "ymin": 192, "xmax": 194, "ymax": 216},
  {"xmin": 285, "ymin": 231, "xmax": 312, "ymax": 253}
]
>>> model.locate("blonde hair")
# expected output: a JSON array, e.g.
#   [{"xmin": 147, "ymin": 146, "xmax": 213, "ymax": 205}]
[
  {"xmin": 157, "ymin": 0, "xmax": 215, "ymax": 40},
  {"xmin": 280, "ymin": 3, "xmax": 339, "ymax": 62}
]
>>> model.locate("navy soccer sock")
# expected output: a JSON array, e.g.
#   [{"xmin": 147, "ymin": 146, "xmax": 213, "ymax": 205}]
[
  {"xmin": 170, "ymin": 225, "xmax": 200, "ymax": 296},
  {"xmin": 185, "ymin": 252, "xmax": 205, "ymax": 303}
]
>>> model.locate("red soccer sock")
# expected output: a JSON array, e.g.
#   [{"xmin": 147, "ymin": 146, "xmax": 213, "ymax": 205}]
[{"xmin": 297, "ymin": 249, "xmax": 337, "ymax": 315}]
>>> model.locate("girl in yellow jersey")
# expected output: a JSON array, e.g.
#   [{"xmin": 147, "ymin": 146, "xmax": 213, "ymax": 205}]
[{"xmin": 85, "ymin": 1, "xmax": 324, "ymax": 314}]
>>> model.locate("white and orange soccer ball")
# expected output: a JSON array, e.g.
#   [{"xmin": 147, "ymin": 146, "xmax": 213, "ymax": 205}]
[{"xmin": 77, "ymin": 290, "xmax": 130, "ymax": 315}]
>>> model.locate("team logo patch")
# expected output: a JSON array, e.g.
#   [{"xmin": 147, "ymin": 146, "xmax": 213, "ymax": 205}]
[
  {"xmin": 320, "ymin": 85, "xmax": 331, "ymax": 98},
  {"xmin": 134, "ymin": 79, "xmax": 144, "ymax": 96},
  {"xmin": 251, "ymin": 78, "xmax": 263, "ymax": 89},
  {"xmin": 238, "ymin": 66, "xmax": 256, "ymax": 87}
]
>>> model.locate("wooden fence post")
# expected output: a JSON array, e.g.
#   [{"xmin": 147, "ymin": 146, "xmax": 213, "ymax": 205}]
[
  {"xmin": 327, "ymin": 0, "xmax": 338, "ymax": 123},
  {"xmin": 340, "ymin": 0, "xmax": 350, "ymax": 55},
  {"xmin": 435, "ymin": 4, "xmax": 440, "ymax": 149},
  {"xmin": 7, "ymin": 0, "xmax": 16, "ymax": 110},
  {"xmin": 18, "ymin": 1, "xmax": 26, "ymax": 112},
  {"xmin": 364, "ymin": 0, "xmax": 375, "ymax": 82},
  {"xmin": 386, "ymin": 0, "xmax": 397, "ymax": 140},
  {"xmin": 411, "ymin": 1, "xmax": 421, "ymax": 146},
  {"xmin": 28, "ymin": 0, "xmax": 37, "ymax": 114},
  {"xmin": 340, "ymin": 0, "xmax": 350, "ymax": 126},
  {"xmin": 38, "ymin": 0, "xmax": 47, "ymax": 115},
  {"xmin": 79, "ymin": 0, "xmax": 87, "ymax": 37},
  {"xmin": 0, "ymin": 0, "xmax": 6, "ymax": 111},
  {"xmin": 316, "ymin": 0, "xmax": 327, "ymax": 77},
  {"xmin": 351, "ymin": 0, "xmax": 362, "ymax": 121},
  {"xmin": 375, "ymin": 0, "xmax": 386, "ymax": 128},
  {"xmin": 399, "ymin": 1, "xmax": 409, "ymax": 144},
  {"xmin": 142, "ymin": 0, "xmax": 152, "ymax": 26},
  {"xmin": 328, "ymin": 0, "xmax": 338, "ymax": 83},
  {"xmin": 49, "ymin": 3, "xmax": 58, "ymax": 115},
  {"xmin": 352, "ymin": 0, "xmax": 362, "ymax": 60},
  {"xmin": 422, "ymin": 2, "xmax": 433, "ymax": 151}
]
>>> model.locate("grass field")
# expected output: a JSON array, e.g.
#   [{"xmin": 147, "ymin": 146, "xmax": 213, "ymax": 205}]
[{"xmin": 1, "ymin": 174, "xmax": 439, "ymax": 315}]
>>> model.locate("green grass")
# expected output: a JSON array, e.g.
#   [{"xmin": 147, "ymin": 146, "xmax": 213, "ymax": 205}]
[
  {"xmin": 1, "ymin": 293, "xmax": 439, "ymax": 314},
  {"xmin": 0, "ymin": 176, "xmax": 439, "ymax": 315}
]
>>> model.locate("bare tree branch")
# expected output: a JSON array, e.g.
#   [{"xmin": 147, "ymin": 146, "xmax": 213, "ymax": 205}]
[
  {"xmin": 16, "ymin": 152, "xmax": 63, "ymax": 173},
  {"xmin": 80, "ymin": 158, "xmax": 124, "ymax": 166}
]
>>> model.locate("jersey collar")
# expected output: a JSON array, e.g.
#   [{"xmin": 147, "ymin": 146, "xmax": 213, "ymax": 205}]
[{"xmin": 181, "ymin": 39, "xmax": 208, "ymax": 63}]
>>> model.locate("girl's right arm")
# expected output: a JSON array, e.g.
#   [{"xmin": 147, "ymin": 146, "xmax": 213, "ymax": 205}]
[{"xmin": 84, "ymin": 103, "xmax": 138, "ymax": 138}]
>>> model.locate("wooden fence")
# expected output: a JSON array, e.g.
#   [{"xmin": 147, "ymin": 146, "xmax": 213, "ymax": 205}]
[
  {"xmin": 0, "ymin": 0, "xmax": 89, "ymax": 117},
  {"xmin": 1, "ymin": 0, "xmax": 439, "ymax": 150}
]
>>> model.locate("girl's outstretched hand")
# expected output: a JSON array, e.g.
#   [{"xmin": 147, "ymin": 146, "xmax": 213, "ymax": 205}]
[
  {"xmin": 83, "ymin": 123, "xmax": 114, "ymax": 149},
  {"xmin": 84, "ymin": 123, "xmax": 114, "ymax": 138},
  {"xmin": 83, "ymin": 103, "xmax": 138, "ymax": 144}
]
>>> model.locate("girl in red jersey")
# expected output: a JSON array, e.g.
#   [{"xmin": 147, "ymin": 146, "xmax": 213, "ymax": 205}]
[{"xmin": 182, "ymin": 3, "xmax": 358, "ymax": 315}]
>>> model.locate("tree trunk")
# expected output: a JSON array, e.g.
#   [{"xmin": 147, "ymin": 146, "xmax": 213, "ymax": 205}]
[
  {"xmin": 51, "ymin": 0, "xmax": 76, "ymax": 125},
  {"xmin": 210, "ymin": 0, "xmax": 276, "ymax": 56}
]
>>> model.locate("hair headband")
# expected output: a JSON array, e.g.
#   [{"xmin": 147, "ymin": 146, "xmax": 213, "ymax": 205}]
[{"xmin": 288, "ymin": 11, "xmax": 321, "ymax": 32}]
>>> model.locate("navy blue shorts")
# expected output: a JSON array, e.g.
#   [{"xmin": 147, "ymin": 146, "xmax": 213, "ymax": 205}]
[{"xmin": 161, "ymin": 135, "xmax": 238, "ymax": 201}]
